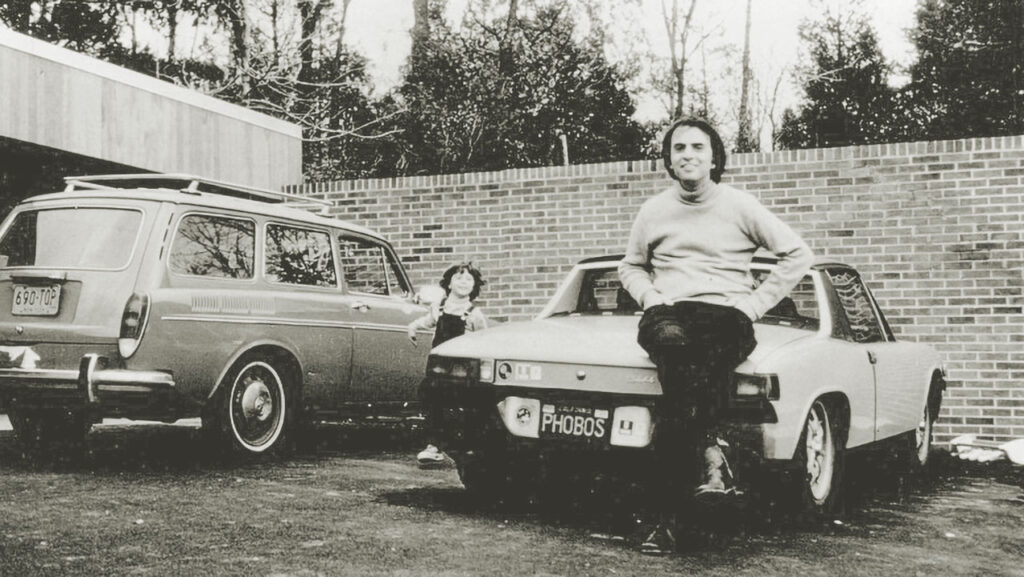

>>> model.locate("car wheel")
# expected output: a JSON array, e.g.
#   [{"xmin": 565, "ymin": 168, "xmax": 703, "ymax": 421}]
[
  {"xmin": 207, "ymin": 357, "xmax": 291, "ymax": 454},
  {"xmin": 455, "ymin": 450, "xmax": 526, "ymax": 506},
  {"xmin": 897, "ymin": 397, "xmax": 934, "ymax": 475},
  {"xmin": 911, "ymin": 401, "xmax": 933, "ymax": 469},
  {"xmin": 795, "ymin": 399, "xmax": 844, "ymax": 516},
  {"xmin": 9, "ymin": 409, "xmax": 91, "ymax": 458}
]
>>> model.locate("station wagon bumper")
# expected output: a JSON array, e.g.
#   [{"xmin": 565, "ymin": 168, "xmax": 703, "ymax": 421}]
[{"xmin": 0, "ymin": 354, "xmax": 182, "ymax": 417}]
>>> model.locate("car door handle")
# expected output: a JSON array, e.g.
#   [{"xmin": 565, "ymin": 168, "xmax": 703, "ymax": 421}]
[
  {"xmin": 351, "ymin": 301, "xmax": 370, "ymax": 312},
  {"xmin": 867, "ymin": 351, "xmax": 877, "ymax": 364}
]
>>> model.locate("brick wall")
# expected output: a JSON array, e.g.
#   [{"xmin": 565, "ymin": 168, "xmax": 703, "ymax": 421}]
[{"xmin": 289, "ymin": 136, "xmax": 1024, "ymax": 443}]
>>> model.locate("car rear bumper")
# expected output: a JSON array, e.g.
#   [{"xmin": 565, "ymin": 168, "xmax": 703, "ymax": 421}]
[
  {"xmin": 420, "ymin": 375, "xmax": 771, "ymax": 458},
  {"xmin": 0, "ymin": 354, "xmax": 186, "ymax": 418}
]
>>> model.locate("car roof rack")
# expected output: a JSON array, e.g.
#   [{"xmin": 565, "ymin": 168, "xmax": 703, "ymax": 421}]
[{"xmin": 62, "ymin": 173, "xmax": 332, "ymax": 215}]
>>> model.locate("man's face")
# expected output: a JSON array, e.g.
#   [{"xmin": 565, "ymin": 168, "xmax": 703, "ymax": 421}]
[{"xmin": 668, "ymin": 125, "xmax": 714, "ymax": 185}]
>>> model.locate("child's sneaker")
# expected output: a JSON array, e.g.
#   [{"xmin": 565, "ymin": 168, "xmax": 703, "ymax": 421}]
[
  {"xmin": 639, "ymin": 523, "xmax": 676, "ymax": 555},
  {"xmin": 416, "ymin": 444, "xmax": 447, "ymax": 468}
]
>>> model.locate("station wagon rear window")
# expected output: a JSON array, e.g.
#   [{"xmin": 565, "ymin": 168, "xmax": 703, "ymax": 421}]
[
  {"xmin": 0, "ymin": 207, "xmax": 142, "ymax": 269},
  {"xmin": 170, "ymin": 214, "xmax": 255, "ymax": 279}
]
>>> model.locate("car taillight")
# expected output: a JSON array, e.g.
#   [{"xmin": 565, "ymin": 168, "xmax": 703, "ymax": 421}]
[{"xmin": 118, "ymin": 292, "xmax": 150, "ymax": 358}]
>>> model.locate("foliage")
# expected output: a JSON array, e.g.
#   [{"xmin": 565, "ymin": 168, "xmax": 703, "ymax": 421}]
[
  {"xmin": 905, "ymin": 0, "xmax": 1024, "ymax": 140},
  {"xmin": 395, "ymin": 2, "xmax": 651, "ymax": 175},
  {"xmin": 1, "ymin": 1, "xmax": 120, "ymax": 57},
  {"xmin": 777, "ymin": 4, "xmax": 898, "ymax": 149},
  {"xmin": 1, "ymin": 0, "xmax": 392, "ymax": 180}
]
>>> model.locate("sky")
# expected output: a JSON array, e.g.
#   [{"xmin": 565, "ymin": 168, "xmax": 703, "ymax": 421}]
[{"xmin": 344, "ymin": 0, "xmax": 920, "ymax": 126}]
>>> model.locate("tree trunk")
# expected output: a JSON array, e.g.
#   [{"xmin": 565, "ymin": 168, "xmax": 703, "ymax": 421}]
[
  {"xmin": 166, "ymin": 2, "xmax": 178, "ymax": 64},
  {"xmin": 411, "ymin": 0, "xmax": 430, "ymax": 71},
  {"xmin": 665, "ymin": 0, "xmax": 697, "ymax": 119},
  {"xmin": 500, "ymin": 0, "xmax": 520, "ymax": 76},
  {"xmin": 736, "ymin": 0, "xmax": 755, "ymax": 151},
  {"xmin": 298, "ymin": 0, "xmax": 329, "ymax": 85}
]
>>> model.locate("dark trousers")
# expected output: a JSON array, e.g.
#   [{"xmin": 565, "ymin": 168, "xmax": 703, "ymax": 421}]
[{"xmin": 637, "ymin": 301, "xmax": 757, "ymax": 510}]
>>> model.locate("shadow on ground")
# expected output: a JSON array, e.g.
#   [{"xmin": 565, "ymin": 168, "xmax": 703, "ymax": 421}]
[
  {"xmin": 0, "ymin": 418, "xmax": 427, "ymax": 473},
  {"xmin": 2, "ymin": 419, "xmax": 1020, "ymax": 552}
]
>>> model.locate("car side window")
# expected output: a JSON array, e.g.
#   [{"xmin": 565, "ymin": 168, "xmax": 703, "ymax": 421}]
[
  {"xmin": 826, "ymin": 270, "xmax": 885, "ymax": 344},
  {"xmin": 338, "ymin": 236, "xmax": 405, "ymax": 296},
  {"xmin": 753, "ymin": 272, "xmax": 819, "ymax": 329},
  {"xmin": 264, "ymin": 224, "xmax": 337, "ymax": 287},
  {"xmin": 170, "ymin": 213, "xmax": 255, "ymax": 279}
]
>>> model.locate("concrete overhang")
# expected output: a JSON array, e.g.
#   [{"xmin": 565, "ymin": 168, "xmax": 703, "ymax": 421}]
[{"xmin": 0, "ymin": 27, "xmax": 302, "ymax": 191}]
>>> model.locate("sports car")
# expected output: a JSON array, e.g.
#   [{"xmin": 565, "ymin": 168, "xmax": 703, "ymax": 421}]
[{"xmin": 420, "ymin": 255, "xmax": 945, "ymax": 514}]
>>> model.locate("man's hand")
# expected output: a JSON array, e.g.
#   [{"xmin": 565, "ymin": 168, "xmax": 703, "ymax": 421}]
[
  {"xmin": 643, "ymin": 291, "xmax": 671, "ymax": 310},
  {"xmin": 407, "ymin": 326, "xmax": 418, "ymax": 346}
]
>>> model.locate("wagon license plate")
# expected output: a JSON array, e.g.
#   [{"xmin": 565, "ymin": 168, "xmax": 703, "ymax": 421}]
[
  {"xmin": 540, "ymin": 404, "xmax": 609, "ymax": 439},
  {"xmin": 12, "ymin": 284, "xmax": 61, "ymax": 316}
]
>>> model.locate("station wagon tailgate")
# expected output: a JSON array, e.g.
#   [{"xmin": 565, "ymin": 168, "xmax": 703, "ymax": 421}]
[{"xmin": 0, "ymin": 202, "xmax": 156, "ymax": 365}]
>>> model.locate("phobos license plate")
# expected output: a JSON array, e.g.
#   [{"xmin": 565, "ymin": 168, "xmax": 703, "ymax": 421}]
[
  {"xmin": 12, "ymin": 284, "xmax": 61, "ymax": 316},
  {"xmin": 540, "ymin": 404, "xmax": 609, "ymax": 439}
]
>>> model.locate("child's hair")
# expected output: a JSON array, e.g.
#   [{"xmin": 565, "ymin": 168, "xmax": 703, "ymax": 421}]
[{"xmin": 439, "ymin": 262, "xmax": 486, "ymax": 300}]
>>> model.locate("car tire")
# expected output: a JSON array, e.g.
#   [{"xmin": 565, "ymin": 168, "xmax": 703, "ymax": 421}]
[
  {"xmin": 9, "ymin": 409, "xmax": 90, "ymax": 458},
  {"xmin": 205, "ymin": 356, "xmax": 292, "ymax": 455},
  {"xmin": 455, "ymin": 450, "xmax": 525, "ymax": 506},
  {"xmin": 908, "ymin": 400, "xmax": 934, "ymax": 471},
  {"xmin": 794, "ymin": 399, "xmax": 845, "ymax": 517}
]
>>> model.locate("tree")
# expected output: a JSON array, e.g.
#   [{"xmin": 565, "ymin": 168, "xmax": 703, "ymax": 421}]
[
  {"xmin": 733, "ymin": 0, "xmax": 756, "ymax": 152},
  {"xmin": 906, "ymin": 0, "xmax": 1024, "ymax": 140},
  {"xmin": 660, "ymin": 0, "xmax": 699, "ymax": 119},
  {"xmin": 396, "ymin": 2, "xmax": 650, "ymax": 175},
  {"xmin": 1, "ymin": 0, "xmax": 125, "ymax": 59},
  {"xmin": 777, "ymin": 2, "xmax": 897, "ymax": 149}
]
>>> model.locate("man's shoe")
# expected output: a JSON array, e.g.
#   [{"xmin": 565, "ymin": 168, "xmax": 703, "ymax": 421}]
[
  {"xmin": 694, "ymin": 441, "xmax": 735, "ymax": 499},
  {"xmin": 416, "ymin": 444, "xmax": 447, "ymax": 468},
  {"xmin": 639, "ymin": 524, "xmax": 676, "ymax": 555}
]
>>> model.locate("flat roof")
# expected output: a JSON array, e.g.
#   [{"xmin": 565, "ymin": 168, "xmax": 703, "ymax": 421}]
[{"xmin": 0, "ymin": 27, "xmax": 300, "ymax": 139}]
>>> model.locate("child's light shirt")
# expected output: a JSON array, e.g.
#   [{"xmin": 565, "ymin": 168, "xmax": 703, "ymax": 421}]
[{"xmin": 408, "ymin": 299, "xmax": 487, "ymax": 333}]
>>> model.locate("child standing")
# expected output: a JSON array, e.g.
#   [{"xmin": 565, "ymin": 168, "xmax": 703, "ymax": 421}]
[{"xmin": 407, "ymin": 263, "xmax": 488, "ymax": 467}]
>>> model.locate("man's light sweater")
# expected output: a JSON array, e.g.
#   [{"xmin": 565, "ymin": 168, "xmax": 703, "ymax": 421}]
[{"xmin": 618, "ymin": 182, "xmax": 813, "ymax": 321}]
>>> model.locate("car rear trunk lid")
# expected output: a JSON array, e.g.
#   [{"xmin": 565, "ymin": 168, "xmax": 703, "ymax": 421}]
[{"xmin": 0, "ymin": 203, "xmax": 152, "ymax": 352}]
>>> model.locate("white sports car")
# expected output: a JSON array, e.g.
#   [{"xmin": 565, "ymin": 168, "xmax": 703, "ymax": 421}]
[{"xmin": 420, "ymin": 256, "xmax": 945, "ymax": 514}]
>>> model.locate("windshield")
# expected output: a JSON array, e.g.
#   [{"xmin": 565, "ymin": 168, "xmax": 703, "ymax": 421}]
[{"xmin": 0, "ymin": 207, "xmax": 143, "ymax": 270}]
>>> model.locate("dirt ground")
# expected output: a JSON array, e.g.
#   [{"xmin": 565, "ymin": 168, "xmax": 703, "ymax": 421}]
[{"xmin": 0, "ymin": 420, "xmax": 1022, "ymax": 577}]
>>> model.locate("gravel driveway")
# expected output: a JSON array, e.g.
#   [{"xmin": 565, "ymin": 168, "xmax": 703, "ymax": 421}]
[{"xmin": 0, "ymin": 420, "xmax": 1021, "ymax": 576}]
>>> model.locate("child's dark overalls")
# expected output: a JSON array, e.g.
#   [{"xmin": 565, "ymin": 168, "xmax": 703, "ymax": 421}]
[
  {"xmin": 422, "ymin": 298, "xmax": 477, "ymax": 448},
  {"xmin": 431, "ymin": 298, "xmax": 476, "ymax": 347}
]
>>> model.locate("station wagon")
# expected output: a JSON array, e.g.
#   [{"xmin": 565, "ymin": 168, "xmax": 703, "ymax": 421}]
[{"xmin": 0, "ymin": 174, "xmax": 430, "ymax": 455}]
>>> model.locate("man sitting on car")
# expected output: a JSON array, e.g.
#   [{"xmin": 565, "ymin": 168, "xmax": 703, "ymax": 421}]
[{"xmin": 618, "ymin": 117, "xmax": 813, "ymax": 554}]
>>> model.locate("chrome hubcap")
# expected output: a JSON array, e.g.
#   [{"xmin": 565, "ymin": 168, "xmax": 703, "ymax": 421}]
[
  {"xmin": 241, "ymin": 380, "xmax": 273, "ymax": 422},
  {"xmin": 229, "ymin": 361, "xmax": 285, "ymax": 451}
]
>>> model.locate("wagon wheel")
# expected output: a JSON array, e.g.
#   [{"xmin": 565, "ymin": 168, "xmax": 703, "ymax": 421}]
[{"xmin": 205, "ymin": 355, "xmax": 293, "ymax": 455}]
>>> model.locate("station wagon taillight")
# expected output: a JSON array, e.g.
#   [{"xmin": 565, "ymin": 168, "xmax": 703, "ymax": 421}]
[{"xmin": 118, "ymin": 292, "xmax": 150, "ymax": 358}]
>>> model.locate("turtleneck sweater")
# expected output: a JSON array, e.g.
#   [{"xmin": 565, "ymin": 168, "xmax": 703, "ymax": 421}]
[{"xmin": 618, "ymin": 181, "xmax": 813, "ymax": 321}]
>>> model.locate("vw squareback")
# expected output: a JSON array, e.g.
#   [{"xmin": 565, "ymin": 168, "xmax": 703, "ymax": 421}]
[{"xmin": 0, "ymin": 174, "xmax": 429, "ymax": 455}]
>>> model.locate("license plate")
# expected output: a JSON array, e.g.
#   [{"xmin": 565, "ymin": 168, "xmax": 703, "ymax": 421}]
[
  {"xmin": 540, "ymin": 404, "xmax": 609, "ymax": 439},
  {"xmin": 12, "ymin": 284, "xmax": 61, "ymax": 316}
]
